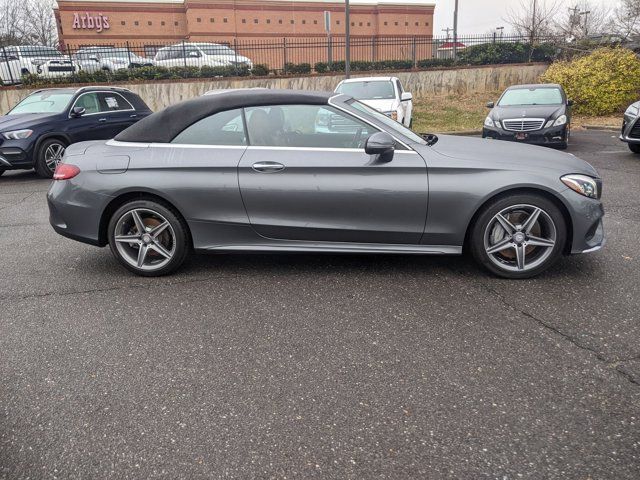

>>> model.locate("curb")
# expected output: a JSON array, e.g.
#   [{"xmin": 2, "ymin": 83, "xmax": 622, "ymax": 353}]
[{"xmin": 581, "ymin": 125, "xmax": 620, "ymax": 132}]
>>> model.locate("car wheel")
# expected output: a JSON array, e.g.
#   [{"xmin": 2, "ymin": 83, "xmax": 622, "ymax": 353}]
[
  {"xmin": 35, "ymin": 138, "xmax": 67, "ymax": 178},
  {"xmin": 0, "ymin": 169, "xmax": 5, "ymax": 176},
  {"xmin": 470, "ymin": 194, "xmax": 567, "ymax": 279},
  {"xmin": 628, "ymin": 143, "xmax": 640, "ymax": 154},
  {"xmin": 108, "ymin": 200, "xmax": 190, "ymax": 277}
]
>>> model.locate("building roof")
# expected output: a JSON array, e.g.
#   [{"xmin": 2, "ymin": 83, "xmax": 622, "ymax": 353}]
[{"xmin": 115, "ymin": 88, "xmax": 332, "ymax": 143}]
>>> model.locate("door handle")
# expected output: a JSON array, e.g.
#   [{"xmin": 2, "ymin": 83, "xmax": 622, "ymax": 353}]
[
  {"xmin": 252, "ymin": 161, "xmax": 285, "ymax": 173},
  {"xmin": 98, "ymin": 118, "xmax": 107, "ymax": 123},
  {"xmin": 130, "ymin": 114, "xmax": 137, "ymax": 118}
]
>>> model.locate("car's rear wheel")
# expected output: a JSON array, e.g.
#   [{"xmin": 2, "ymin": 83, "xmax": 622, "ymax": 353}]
[
  {"xmin": 628, "ymin": 143, "xmax": 640, "ymax": 154},
  {"xmin": 108, "ymin": 200, "xmax": 190, "ymax": 276},
  {"xmin": 470, "ymin": 194, "xmax": 567, "ymax": 279},
  {"xmin": 35, "ymin": 138, "xmax": 67, "ymax": 178}
]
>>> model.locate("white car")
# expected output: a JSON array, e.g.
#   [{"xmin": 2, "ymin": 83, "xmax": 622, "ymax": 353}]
[
  {"xmin": 0, "ymin": 56, "xmax": 21, "ymax": 85},
  {"xmin": 4, "ymin": 45, "xmax": 79, "ymax": 81},
  {"xmin": 153, "ymin": 43, "xmax": 253, "ymax": 70},
  {"xmin": 74, "ymin": 47, "xmax": 154, "ymax": 73},
  {"xmin": 335, "ymin": 77, "xmax": 413, "ymax": 128}
]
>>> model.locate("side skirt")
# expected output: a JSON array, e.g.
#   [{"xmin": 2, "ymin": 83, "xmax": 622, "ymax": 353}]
[{"xmin": 198, "ymin": 243, "xmax": 462, "ymax": 255}]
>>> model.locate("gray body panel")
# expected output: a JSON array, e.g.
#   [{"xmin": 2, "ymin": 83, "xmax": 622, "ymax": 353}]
[{"xmin": 47, "ymin": 90, "xmax": 605, "ymax": 258}]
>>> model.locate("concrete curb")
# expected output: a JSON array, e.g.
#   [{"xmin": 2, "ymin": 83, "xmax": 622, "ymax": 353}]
[{"xmin": 581, "ymin": 125, "xmax": 620, "ymax": 132}]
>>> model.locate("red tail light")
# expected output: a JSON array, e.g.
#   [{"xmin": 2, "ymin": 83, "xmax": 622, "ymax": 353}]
[{"xmin": 53, "ymin": 164, "xmax": 80, "ymax": 180}]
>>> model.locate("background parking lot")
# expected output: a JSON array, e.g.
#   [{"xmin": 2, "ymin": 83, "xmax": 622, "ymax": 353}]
[{"xmin": 1, "ymin": 129, "xmax": 639, "ymax": 478}]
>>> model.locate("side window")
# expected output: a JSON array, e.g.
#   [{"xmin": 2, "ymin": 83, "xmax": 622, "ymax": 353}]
[
  {"xmin": 171, "ymin": 108, "xmax": 246, "ymax": 146},
  {"xmin": 73, "ymin": 93, "xmax": 101, "ymax": 114},
  {"xmin": 98, "ymin": 92, "xmax": 133, "ymax": 112},
  {"xmin": 245, "ymin": 104, "xmax": 377, "ymax": 149}
]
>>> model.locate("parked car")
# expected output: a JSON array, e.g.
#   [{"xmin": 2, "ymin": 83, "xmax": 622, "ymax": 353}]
[
  {"xmin": 47, "ymin": 89, "xmax": 604, "ymax": 279},
  {"xmin": 153, "ymin": 42, "xmax": 253, "ymax": 69},
  {"xmin": 0, "ymin": 86, "xmax": 152, "ymax": 178},
  {"xmin": 4, "ymin": 45, "xmax": 79, "ymax": 80},
  {"xmin": 334, "ymin": 77, "xmax": 413, "ymax": 127},
  {"xmin": 483, "ymin": 83, "xmax": 572, "ymax": 149},
  {"xmin": 0, "ymin": 55, "xmax": 22, "ymax": 85},
  {"xmin": 74, "ymin": 47, "xmax": 154, "ymax": 73},
  {"xmin": 620, "ymin": 100, "xmax": 640, "ymax": 154}
]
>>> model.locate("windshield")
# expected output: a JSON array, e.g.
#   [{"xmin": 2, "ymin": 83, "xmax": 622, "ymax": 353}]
[
  {"xmin": 9, "ymin": 92, "xmax": 74, "ymax": 114},
  {"xmin": 18, "ymin": 46, "xmax": 64, "ymax": 58},
  {"xmin": 348, "ymin": 100, "xmax": 426, "ymax": 145},
  {"xmin": 198, "ymin": 44, "xmax": 236, "ymax": 56},
  {"xmin": 336, "ymin": 81, "xmax": 395, "ymax": 100},
  {"xmin": 498, "ymin": 87, "xmax": 563, "ymax": 106}
]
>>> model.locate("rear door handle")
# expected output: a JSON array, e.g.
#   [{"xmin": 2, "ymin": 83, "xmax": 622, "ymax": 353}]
[
  {"xmin": 252, "ymin": 161, "xmax": 285, "ymax": 173},
  {"xmin": 130, "ymin": 114, "xmax": 137, "ymax": 118},
  {"xmin": 98, "ymin": 118, "xmax": 107, "ymax": 123}
]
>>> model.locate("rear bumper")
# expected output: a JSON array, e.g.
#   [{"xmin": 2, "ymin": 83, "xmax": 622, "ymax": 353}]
[{"xmin": 483, "ymin": 125, "xmax": 568, "ymax": 146}]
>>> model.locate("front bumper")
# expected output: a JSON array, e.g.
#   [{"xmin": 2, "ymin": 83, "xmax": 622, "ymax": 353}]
[
  {"xmin": 483, "ymin": 124, "xmax": 568, "ymax": 147},
  {"xmin": 619, "ymin": 114, "xmax": 640, "ymax": 144},
  {"xmin": 561, "ymin": 189, "xmax": 606, "ymax": 254},
  {"xmin": 0, "ymin": 140, "xmax": 35, "ymax": 169}
]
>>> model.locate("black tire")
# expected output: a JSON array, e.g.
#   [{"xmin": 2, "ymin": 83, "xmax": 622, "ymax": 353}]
[
  {"xmin": 108, "ymin": 199, "xmax": 190, "ymax": 277},
  {"xmin": 469, "ymin": 193, "xmax": 567, "ymax": 279},
  {"xmin": 628, "ymin": 143, "xmax": 640, "ymax": 154},
  {"xmin": 0, "ymin": 169, "xmax": 5, "ymax": 177},
  {"xmin": 34, "ymin": 138, "xmax": 67, "ymax": 178}
]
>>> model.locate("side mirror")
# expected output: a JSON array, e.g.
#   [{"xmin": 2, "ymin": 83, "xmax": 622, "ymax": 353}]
[
  {"xmin": 401, "ymin": 92, "xmax": 413, "ymax": 101},
  {"xmin": 71, "ymin": 106, "xmax": 86, "ymax": 117},
  {"xmin": 486, "ymin": 101, "xmax": 495, "ymax": 108},
  {"xmin": 567, "ymin": 99, "xmax": 574, "ymax": 106},
  {"xmin": 365, "ymin": 132, "xmax": 395, "ymax": 161}
]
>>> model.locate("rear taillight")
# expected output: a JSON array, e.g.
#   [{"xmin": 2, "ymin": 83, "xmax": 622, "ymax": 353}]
[{"xmin": 53, "ymin": 164, "xmax": 80, "ymax": 180}]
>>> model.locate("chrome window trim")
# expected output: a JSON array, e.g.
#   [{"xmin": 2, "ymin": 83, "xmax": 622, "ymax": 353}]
[
  {"xmin": 68, "ymin": 91, "xmax": 135, "ymax": 118},
  {"xmin": 151, "ymin": 143, "xmax": 247, "ymax": 149},
  {"xmin": 328, "ymin": 95, "xmax": 414, "ymax": 151},
  {"xmin": 106, "ymin": 139, "xmax": 151, "ymax": 147}
]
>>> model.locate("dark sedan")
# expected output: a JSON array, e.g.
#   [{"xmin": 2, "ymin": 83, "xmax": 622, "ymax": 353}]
[
  {"xmin": 619, "ymin": 100, "xmax": 640, "ymax": 154},
  {"xmin": 0, "ymin": 86, "xmax": 152, "ymax": 178},
  {"xmin": 48, "ymin": 89, "xmax": 604, "ymax": 279},
  {"xmin": 482, "ymin": 84, "xmax": 572, "ymax": 149}
]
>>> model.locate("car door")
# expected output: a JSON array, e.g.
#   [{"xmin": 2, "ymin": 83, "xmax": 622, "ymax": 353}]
[
  {"xmin": 396, "ymin": 79, "xmax": 412, "ymax": 127},
  {"xmin": 238, "ymin": 104, "xmax": 428, "ymax": 244},
  {"xmin": 96, "ymin": 92, "xmax": 138, "ymax": 138},
  {"xmin": 65, "ymin": 92, "xmax": 115, "ymax": 142}
]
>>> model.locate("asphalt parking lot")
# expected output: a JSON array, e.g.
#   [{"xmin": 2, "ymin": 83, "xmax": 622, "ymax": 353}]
[{"xmin": 1, "ymin": 129, "xmax": 639, "ymax": 479}]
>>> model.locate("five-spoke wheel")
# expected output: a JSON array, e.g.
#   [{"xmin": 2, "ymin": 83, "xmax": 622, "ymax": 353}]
[
  {"xmin": 108, "ymin": 200, "xmax": 190, "ymax": 276},
  {"xmin": 471, "ymin": 194, "xmax": 566, "ymax": 278}
]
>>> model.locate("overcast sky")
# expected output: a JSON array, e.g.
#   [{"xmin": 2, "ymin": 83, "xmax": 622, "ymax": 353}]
[{"xmin": 433, "ymin": 0, "xmax": 616, "ymax": 35}]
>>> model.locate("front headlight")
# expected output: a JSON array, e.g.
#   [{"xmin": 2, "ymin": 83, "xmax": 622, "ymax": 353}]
[
  {"xmin": 484, "ymin": 116, "xmax": 495, "ymax": 128},
  {"xmin": 553, "ymin": 114, "xmax": 567, "ymax": 127},
  {"xmin": 625, "ymin": 104, "xmax": 639, "ymax": 117},
  {"xmin": 561, "ymin": 174, "xmax": 599, "ymax": 199},
  {"xmin": 2, "ymin": 129, "xmax": 33, "ymax": 140}
]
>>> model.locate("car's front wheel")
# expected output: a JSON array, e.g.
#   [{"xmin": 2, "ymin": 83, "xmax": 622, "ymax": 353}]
[
  {"xmin": 628, "ymin": 143, "xmax": 640, "ymax": 154},
  {"xmin": 35, "ymin": 138, "xmax": 67, "ymax": 178},
  {"xmin": 470, "ymin": 194, "xmax": 567, "ymax": 279},
  {"xmin": 108, "ymin": 200, "xmax": 190, "ymax": 276}
]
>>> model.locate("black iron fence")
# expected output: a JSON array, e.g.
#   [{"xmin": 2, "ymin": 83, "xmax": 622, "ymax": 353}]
[{"xmin": 0, "ymin": 33, "xmax": 623, "ymax": 87}]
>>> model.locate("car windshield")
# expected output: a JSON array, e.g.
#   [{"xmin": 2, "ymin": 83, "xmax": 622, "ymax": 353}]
[
  {"xmin": 197, "ymin": 44, "xmax": 236, "ymax": 56},
  {"xmin": 348, "ymin": 100, "xmax": 426, "ymax": 145},
  {"xmin": 336, "ymin": 81, "xmax": 395, "ymax": 100},
  {"xmin": 498, "ymin": 87, "xmax": 563, "ymax": 106},
  {"xmin": 9, "ymin": 92, "xmax": 74, "ymax": 114},
  {"xmin": 18, "ymin": 46, "xmax": 64, "ymax": 58}
]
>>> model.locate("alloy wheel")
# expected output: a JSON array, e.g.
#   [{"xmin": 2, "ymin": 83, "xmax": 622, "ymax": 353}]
[
  {"xmin": 483, "ymin": 204, "xmax": 557, "ymax": 273},
  {"xmin": 113, "ymin": 208, "xmax": 176, "ymax": 272},
  {"xmin": 44, "ymin": 143, "xmax": 66, "ymax": 172}
]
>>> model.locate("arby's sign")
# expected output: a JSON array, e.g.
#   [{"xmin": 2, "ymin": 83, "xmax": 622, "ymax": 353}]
[{"xmin": 72, "ymin": 12, "xmax": 110, "ymax": 33}]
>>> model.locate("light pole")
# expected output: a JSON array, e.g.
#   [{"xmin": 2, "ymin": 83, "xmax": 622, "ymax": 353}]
[
  {"xmin": 579, "ymin": 10, "xmax": 591, "ymax": 37},
  {"xmin": 345, "ymin": 0, "xmax": 351, "ymax": 79},
  {"xmin": 453, "ymin": 0, "xmax": 459, "ymax": 59}
]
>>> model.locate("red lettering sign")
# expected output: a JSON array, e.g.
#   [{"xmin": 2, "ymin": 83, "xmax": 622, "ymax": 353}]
[{"xmin": 72, "ymin": 12, "xmax": 110, "ymax": 33}]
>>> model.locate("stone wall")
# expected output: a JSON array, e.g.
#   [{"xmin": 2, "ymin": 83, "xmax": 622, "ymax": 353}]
[{"xmin": 0, "ymin": 63, "xmax": 548, "ymax": 114}]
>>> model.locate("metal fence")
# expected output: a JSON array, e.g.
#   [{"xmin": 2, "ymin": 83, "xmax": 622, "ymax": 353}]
[{"xmin": 0, "ymin": 33, "xmax": 619, "ymax": 86}]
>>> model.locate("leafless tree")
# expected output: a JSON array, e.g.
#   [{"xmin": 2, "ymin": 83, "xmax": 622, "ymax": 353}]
[
  {"xmin": 555, "ymin": 1, "xmax": 612, "ymax": 40},
  {"xmin": 0, "ymin": 0, "xmax": 57, "ymax": 47},
  {"xmin": 612, "ymin": 0, "xmax": 640, "ymax": 40},
  {"xmin": 505, "ymin": 0, "xmax": 562, "ymax": 43}
]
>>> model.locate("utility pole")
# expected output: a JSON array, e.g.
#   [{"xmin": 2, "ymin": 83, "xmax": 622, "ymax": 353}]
[
  {"xmin": 453, "ymin": 0, "xmax": 459, "ymax": 59},
  {"xmin": 531, "ymin": 0, "xmax": 537, "ymax": 45},
  {"xmin": 442, "ymin": 27, "xmax": 453, "ymax": 41},
  {"xmin": 567, "ymin": 6, "xmax": 580, "ymax": 38},
  {"xmin": 579, "ymin": 10, "xmax": 591, "ymax": 37},
  {"xmin": 345, "ymin": 0, "xmax": 350, "ymax": 78}
]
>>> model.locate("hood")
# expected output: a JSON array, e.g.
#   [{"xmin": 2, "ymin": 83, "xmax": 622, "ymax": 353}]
[
  {"xmin": 490, "ymin": 104, "xmax": 565, "ymax": 121},
  {"xmin": 359, "ymin": 98, "xmax": 398, "ymax": 113},
  {"xmin": 430, "ymin": 134, "xmax": 599, "ymax": 177},
  {"xmin": 0, "ymin": 112, "xmax": 60, "ymax": 131}
]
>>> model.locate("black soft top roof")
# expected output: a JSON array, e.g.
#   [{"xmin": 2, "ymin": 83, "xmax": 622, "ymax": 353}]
[{"xmin": 115, "ymin": 89, "xmax": 333, "ymax": 143}]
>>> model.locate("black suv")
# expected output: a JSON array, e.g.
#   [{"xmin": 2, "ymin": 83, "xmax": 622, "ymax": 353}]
[{"xmin": 0, "ymin": 86, "xmax": 152, "ymax": 178}]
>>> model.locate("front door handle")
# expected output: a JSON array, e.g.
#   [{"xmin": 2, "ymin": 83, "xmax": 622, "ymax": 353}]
[
  {"xmin": 252, "ymin": 161, "xmax": 285, "ymax": 173},
  {"xmin": 98, "ymin": 118, "xmax": 107, "ymax": 123}
]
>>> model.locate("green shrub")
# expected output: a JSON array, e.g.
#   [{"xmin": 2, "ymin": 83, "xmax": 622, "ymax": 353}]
[
  {"xmin": 417, "ymin": 58, "xmax": 455, "ymax": 68},
  {"xmin": 251, "ymin": 64, "xmax": 270, "ymax": 76},
  {"xmin": 457, "ymin": 42, "xmax": 557, "ymax": 65},
  {"xmin": 540, "ymin": 47, "xmax": 640, "ymax": 115},
  {"xmin": 314, "ymin": 62, "xmax": 328, "ymax": 73},
  {"xmin": 284, "ymin": 62, "xmax": 311, "ymax": 74}
]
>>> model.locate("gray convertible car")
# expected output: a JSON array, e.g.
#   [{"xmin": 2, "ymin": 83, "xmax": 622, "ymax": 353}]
[{"xmin": 47, "ymin": 89, "xmax": 605, "ymax": 278}]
